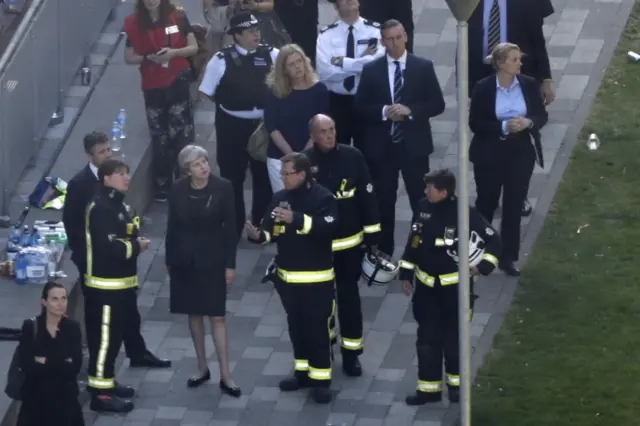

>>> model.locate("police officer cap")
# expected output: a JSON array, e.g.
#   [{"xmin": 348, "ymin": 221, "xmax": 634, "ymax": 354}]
[
  {"xmin": 227, "ymin": 12, "xmax": 260, "ymax": 35},
  {"xmin": 423, "ymin": 169, "xmax": 456, "ymax": 191}
]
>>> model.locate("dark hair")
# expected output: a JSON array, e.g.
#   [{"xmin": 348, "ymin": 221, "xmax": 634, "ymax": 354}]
[
  {"xmin": 135, "ymin": 0, "xmax": 177, "ymax": 32},
  {"xmin": 98, "ymin": 158, "xmax": 130, "ymax": 183},
  {"xmin": 424, "ymin": 169, "xmax": 456, "ymax": 196},
  {"xmin": 381, "ymin": 19, "xmax": 403, "ymax": 35},
  {"xmin": 41, "ymin": 281, "xmax": 67, "ymax": 315},
  {"xmin": 281, "ymin": 152, "xmax": 312, "ymax": 183},
  {"xmin": 83, "ymin": 131, "xmax": 109, "ymax": 155}
]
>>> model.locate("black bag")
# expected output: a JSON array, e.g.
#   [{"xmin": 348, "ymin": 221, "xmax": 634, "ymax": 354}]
[{"xmin": 5, "ymin": 318, "xmax": 36, "ymax": 401}]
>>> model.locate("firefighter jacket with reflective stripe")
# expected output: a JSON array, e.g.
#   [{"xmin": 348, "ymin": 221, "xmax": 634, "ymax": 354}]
[
  {"xmin": 398, "ymin": 196, "xmax": 501, "ymax": 285},
  {"xmin": 303, "ymin": 144, "xmax": 381, "ymax": 252},
  {"xmin": 251, "ymin": 182, "xmax": 338, "ymax": 283},
  {"xmin": 85, "ymin": 186, "xmax": 141, "ymax": 291}
]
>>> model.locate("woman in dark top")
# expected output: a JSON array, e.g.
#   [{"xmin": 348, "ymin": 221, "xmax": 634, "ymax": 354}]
[
  {"xmin": 469, "ymin": 42, "xmax": 548, "ymax": 277},
  {"xmin": 166, "ymin": 144, "xmax": 241, "ymax": 397},
  {"xmin": 264, "ymin": 43, "xmax": 329, "ymax": 191},
  {"xmin": 124, "ymin": 0, "xmax": 198, "ymax": 202},
  {"xmin": 17, "ymin": 282, "xmax": 84, "ymax": 426}
]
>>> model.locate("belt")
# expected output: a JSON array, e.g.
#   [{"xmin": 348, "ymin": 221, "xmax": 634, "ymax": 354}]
[{"xmin": 277, "ymin": 267, "xmax": 335, "ymax": 284}]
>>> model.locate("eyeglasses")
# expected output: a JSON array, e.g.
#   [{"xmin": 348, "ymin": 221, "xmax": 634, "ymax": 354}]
[{"xmin": 281, "ymin": 170, "xmax": 299, "ymax": 177}]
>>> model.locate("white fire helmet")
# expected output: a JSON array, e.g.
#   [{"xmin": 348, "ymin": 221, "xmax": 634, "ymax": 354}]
[
  {"xmin": 446, "ymin": 230, "xmax": 486, "ymax": 267},
  {"xmin": 361, "ymin": 252, "xmax": 399, "ymax": 286}
]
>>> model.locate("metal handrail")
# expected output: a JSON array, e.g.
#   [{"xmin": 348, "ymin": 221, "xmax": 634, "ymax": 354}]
[{"xmin": 0, "ymin": 0, "xmax": 45, "ymax": 75}]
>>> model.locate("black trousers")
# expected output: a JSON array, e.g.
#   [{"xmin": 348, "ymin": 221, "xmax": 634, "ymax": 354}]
[
  {"xmin": 473, "ymin": 136, "xmax": 535, "ymax": 261},
  {"xmin": 279, "ymin": 18, "xmax": 318, "ymax": 65},
  {"xmin": 334, "ymin": 247, "xmax": 365, "ymax": 356},
  {"xmin": 276, "ymin": 279, "xmax": 335, "ymax": 387},
  {"xmin": 215, "ymin": 108, "xmax": 273, "ymax": 234},
  {"xmin": 85, "ymin": 291, "xmax": 126, "ymax": 391},
  {"xmin": 412, "ymin": 279, "xmax": 475, "ymax": 394},
  {"xmin": 367, "ymin": 143, "xmax": 430, "ymax": 256},
  {"xmin": 77, "ymin": 262, "xmax": 147, "ymax": 360},
  {"xmin": 143, "ymin": 73, "xmax": 195, "ymax": 191},
  {"xmin": 329, "ymin": 92, "xmax": 360, "ymax": 148}
]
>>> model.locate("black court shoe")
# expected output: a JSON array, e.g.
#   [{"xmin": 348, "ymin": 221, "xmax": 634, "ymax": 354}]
[
  {"xmin": 219, "ymin": 380, "xmax": 242, "ymax": 398},
  {"xmin": 187, "ymin": 370, "xmax": 211, "ymax": 388}
]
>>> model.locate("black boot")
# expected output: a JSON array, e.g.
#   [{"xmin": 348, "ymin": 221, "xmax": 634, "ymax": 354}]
[
  {"xmin": 90, "ymin": 393, "xmax": 134, "ymax": 413},
  {"xmin": 130, "ymin": 350, "xmax": 172, "ymax": 368},
  {"xmin": 310, "ymin": 387, "xmax": 332, "ymax": 404},
  {"xmin": 342, "ymin": 354, "xmax": 363, "ymax": 377},
  {"xmin": 448, "ymin": 386, "xmax": 460, "ymax": 403},
  {"xmin": 405, "ymin": 391, "xmax": 442, "ymax": 406},
  {"xmin": 112, "ymin": 383, "xmax": 135, "ymax": 399},
  {"xmin": 278, "ymin": 372, "xmax": 311, "ymax": 392}
]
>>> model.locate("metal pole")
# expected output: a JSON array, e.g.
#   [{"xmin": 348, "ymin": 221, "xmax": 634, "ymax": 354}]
[
  {"xmin": 0, "ymin": 77, "xmax": 9, "ymax": 225},
  {"xmin": 456, "ymin": 20, "xmax": 471, "ymax": 426}
]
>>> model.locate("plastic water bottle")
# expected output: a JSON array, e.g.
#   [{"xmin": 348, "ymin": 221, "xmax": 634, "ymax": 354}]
[
  {"xmin": 111, "ymin": 121, "xmax": 122, "ymax": 152},
  {"xmin": 117, "ymin": 109, "xmax": 127, "ymax": 139},
  {"xmin": 19, "ymin": 225, "xmax": 30, "ymax": 247},
  {"xmin": 29, "ymin": 226, "xmax": 40, "ymax": 247},
  {"xmin": 14, "ymin": 252, "xmax": 27, "ymax": 284},
  {"xmin": 9, "ymin": 224, "xmax": 21, "ymax": 247}
]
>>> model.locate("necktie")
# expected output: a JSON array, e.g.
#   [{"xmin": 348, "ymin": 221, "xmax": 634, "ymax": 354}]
[
  {"xmin": 391, "ymin": 61, "xmax": 403, "ymax": 144},
  {"xmin": 344, "ymin": 26, "xmax": 355, "ymax": 92},
  {"xmin": 487, "ymin": 0, "xmax": 501, "ymax": 55}
]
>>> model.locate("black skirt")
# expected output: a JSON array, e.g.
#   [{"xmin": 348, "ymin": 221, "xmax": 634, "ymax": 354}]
[{"xmin": 169, "ymin": 266, "xmax": 227, "ymax": 316}]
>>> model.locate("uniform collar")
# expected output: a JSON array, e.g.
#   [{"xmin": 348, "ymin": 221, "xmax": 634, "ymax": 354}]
[
  {"xmin": 313, "ymin": 143, "xmax": 340, "ymax": 158},
  {"xmin": 337, "ymin": 16, "xmax": 364, "ymax": 32},
  {"xmin": 234, "ymin": 44, "xmax": 257, "ymax": 56},
  {"xmin": 100, "ymin": 185, "xmax": 125, "ymax": 203}
]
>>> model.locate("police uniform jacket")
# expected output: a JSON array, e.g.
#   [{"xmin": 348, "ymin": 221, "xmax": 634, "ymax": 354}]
[
  {"xmin": 303, "ymin": 144, "xmax": 381, "ymax": 251},
  {"xmin": 84, "ymin": 186, "xmax": 141, "ymax": 291},
  {"xmin": 398, "ymin": 196, "xmax": 501, "ymax": 286},
  {"xmin": 252, "ymin": 181, "xmax": 338, "ymax": 284}
]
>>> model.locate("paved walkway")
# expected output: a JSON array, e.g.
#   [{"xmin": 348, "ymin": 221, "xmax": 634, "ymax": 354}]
[{"xmin": 83, "ymin": 0, "xmax": 634, "ymax": 425}]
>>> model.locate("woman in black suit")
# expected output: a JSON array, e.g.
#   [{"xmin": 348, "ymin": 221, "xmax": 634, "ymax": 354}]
[
  {"xmin": 17, "ymin": 282, "xmax": 84, "ymax": 426},
  {"xmin": 166, "ymin": 144, "xmax": 241, "ymax": 397},
  {"xmin": 469, "ymin": 42, "xmax": 548, "ymax": 277}
]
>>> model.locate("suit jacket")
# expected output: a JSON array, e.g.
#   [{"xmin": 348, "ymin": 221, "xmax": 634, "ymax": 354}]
[
  {"xmin": 469, "ymin": 73, "xmax": 548, "ymax": 167},
  {"xmin": 467, "ymin": 0, "xmax": 552, "ymax": 94},
  {"xmin": 165, "ymin": 174, "xmax": 237, "ymax": 270},
  {"xmin": 62, "ymin": 164, "xmax": 99, "ymax": 267},
  {"xmin": 354, "ymin": 54, "xmax": 445, "ymax": 160}
]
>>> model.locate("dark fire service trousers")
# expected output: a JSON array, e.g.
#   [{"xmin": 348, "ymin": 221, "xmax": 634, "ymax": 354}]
[
  {"xmin": 412, "ymin": 278, "xmax": 477, "ymax": 395},
  {"xmin": 276, "ymin": 278, "xmax": 335, "ymax": 387},
  {"xmin": 85, "ymin": 290, "xmax": 127, "ymax": 392},
  {"xmin": 334, "ymin": 247, "xmax": 365, "ymax": 357}
]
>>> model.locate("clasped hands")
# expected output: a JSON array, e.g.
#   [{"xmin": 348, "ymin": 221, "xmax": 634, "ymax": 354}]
[
  {"xmin": 146, "ymin": 48, "xmax": 177, "ymax": 64},
  {"xmin": 384, "ymin": 104, "xmax": 411, "ymax": 122},
  {"xmin": 506, "ymin": 116, "xmax": 532, "ymax": 134}
]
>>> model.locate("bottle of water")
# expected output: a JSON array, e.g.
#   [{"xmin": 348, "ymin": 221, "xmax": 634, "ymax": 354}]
[
  {"xmin": 117, "ymin": 109, "xmax": 127, "ymax": 139},
  {"xmin": 14, "ymin": 251, "xmax": 27, "ymax": 285},
  {"xmin": 29, "ymin": 226, "xmax": 40, "ymax": 247},
  {"xmin": 19, "ymin": 225, "xmax": 30, "ymax": 247},
  {"xmin": 111, "ymin": 121, "xmax": 122, "ymax": 152}
]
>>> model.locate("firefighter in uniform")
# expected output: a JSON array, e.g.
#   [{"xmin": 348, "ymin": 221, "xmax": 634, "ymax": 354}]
[
  {"xmin": 303, "ymin": 114, "xmax": 380, "ymax": 376},
  {"xmin": 199, "ymin": 12, "xmax": 278, "ymax": 236},
  {"xmin": 316, "ymin": 0, "xmax": 383, "ymax": 149},
  {"xmin": 84, "ymin": 159, "xmax": 150, "ymax": 413},
  {"xmin": 398, "ymin": 169, "xmax": 501, "ymax": 405},
  {"xmin": 245, "ymin": 152, "xmax": 338, "ymax": 404}
]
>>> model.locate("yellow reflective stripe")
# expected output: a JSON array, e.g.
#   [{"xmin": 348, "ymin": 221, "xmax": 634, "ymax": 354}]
[
  {"xmin": 85, "ymin": 275, "xmax": 138, "ymax": 290},
  {"xmin": 417, "ymin": 380, "xmax": 442, "ymax": 392},
  {"xmin": 435, "ymin": 238, "xmax": 445, "ymax": 246},
  {"xmin": 440, "ymin": 272, "xmax": 459, "ymax": 285},
  {"xmin": 96, "ymin": 305, "xmax": 111, "ymax": 381},
  {"xmin": 308, "ymin": 367, "xmax": 332, "ymax": 380},
  {"xmin": 294, "ymin": 359, "xmax": 309, "ymax": 371},
  {"xmin": 482, "ymin": 253, "xmax": 498, "ymax": 266},
  {"xmin": 415, "ymin": 268, "xmax": 459, "ymax": 287},
  {"xmin": 88, "ymin": 376, "xmax": 114, "ymax": 389},
  {"xmin": 446, "ymin": 374, "xmax": 460, "ymax": 386},
  {"xmin": 328, "ymin": 299, "xmax": 337, "ymax": 340},
  {"xmin": 341, "ymin": 337, "xmax": 363, "ymax": 350},
  {"xmin": 398, "ymin": 260, "xmax": 415, "ymax": 270},
  {"xmin": 363, "ymin": 223, "xmax": 381, "ymax": 233},
  {"xmin": 85, "ymin": 202, "xmax": 96, "ymax": 278},
  {"xmin": 335, "ymin": 188, "xmax": 356, "ymax": 199},
  {"xmin": 262, "ymin": 230, "xmax": 271, "ymax": 244},
  {"xmin": 132, "ymin": 216, "xmax": 141, "ymax": 229},
  {"xmin": 115, "ymin": 238, "xmax": 133, "ymax": 259},
  {"xmin": 415, "ymin": 269, "xmax": 435, "ymax": 287},
  {"xmin": 277, "ymin": 268, "xmax": 334, "ymax": 283},
  {"xmin": 296, "ymin": 214, "xmax": 312, "ymax": 235},
  {"xmin": 332, "ymin": 231, "xmax": 363, "ymax": 251}
]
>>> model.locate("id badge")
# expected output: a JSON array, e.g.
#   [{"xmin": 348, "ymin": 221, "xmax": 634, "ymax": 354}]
[{"xmin": 161, "ymin": 62, "xmax": 169, "ymax": 68}]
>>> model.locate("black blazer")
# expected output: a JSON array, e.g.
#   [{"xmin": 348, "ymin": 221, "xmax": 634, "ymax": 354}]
[
  {"xmin": 466, "ymin": 0, "xmax": 552, "ymax": 94},
  {"xmin": 62, "ymin": 164, "xmax": 99, "ymax": 267},
  {"xmin": 469, "ymin": 74, "xmax": 548, "ymax": 166},
  {"xmin": 165, "ymin": 175, "xmax": 237, "ymax": 270},
  {"xmin": 354, "ymin": 54, "xmax": 445, "ymax": 160}
]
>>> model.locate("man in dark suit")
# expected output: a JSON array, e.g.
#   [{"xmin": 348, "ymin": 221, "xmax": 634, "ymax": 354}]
[
  {"xmin": 354, "ymin": 19, "xmax": 445, "ymax": 257},
  {"xmin": 62, "ymin": 131, "xmax": 170, "ymax": 369},
  {"xmin": 359, "ymin": 0, "xmax": 414, "ymax": 53},
  {"xmin": 466, "ymin": 0, "xmax": 555, "ymax": 217}
]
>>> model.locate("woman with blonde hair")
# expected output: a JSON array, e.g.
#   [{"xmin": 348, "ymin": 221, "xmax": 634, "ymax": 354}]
[{"xmin": 263, "ymin": 43, "xmax": 329, "ymax": 191}]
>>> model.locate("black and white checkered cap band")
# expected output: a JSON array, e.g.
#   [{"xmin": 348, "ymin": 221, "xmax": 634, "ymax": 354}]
[{"xmin": 237, "ymin": 16, "xmax": 259, "ymax": 29}]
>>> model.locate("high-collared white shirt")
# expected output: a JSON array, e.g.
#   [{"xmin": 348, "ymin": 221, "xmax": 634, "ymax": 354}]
[
  {"xmin": 316, "ymin": 16, "xmax": 385, "ymax": 96},
  {"xmin": 89, "ymin": 162, "xmax": 99, "ymax": 179},
  {"xmin": 381, "ymin": 51, "xmax": 409, "ymax": 120},
  {"xmin": 199, "ymin": 44, "xmax": 280, "ymax": 119}
]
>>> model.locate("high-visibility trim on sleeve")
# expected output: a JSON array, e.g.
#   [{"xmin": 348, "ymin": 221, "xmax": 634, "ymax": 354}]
[
  {"xmin": 363, "ymin": 223, "xmax": 381, "ymax": 233},
  {"xmin": 262, "ymin": 231, "xmax": 271, "ymax": 244},
  {"xmin": 482, "ymin": 253, "xmax": 498, "ymax": 266},
  {"xmin": 115, "ymin": 239, "xmax": 133, "ymax": 259},
  {"xmin": 296, "ymin": 214, "xmax": 312, "ymax": 235},
  {"xmin": 398, "ymin": 260, "xmax": 415, "ymax": 270}
]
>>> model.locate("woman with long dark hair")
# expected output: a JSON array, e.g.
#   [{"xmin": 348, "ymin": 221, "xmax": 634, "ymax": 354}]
[
  {"xmin": 124, "ymin": 0, "xmax": 199, "ymax": 202},
  {"xmin": 17, "ymin": 282, "xmax": 84, "ymax": 426}
]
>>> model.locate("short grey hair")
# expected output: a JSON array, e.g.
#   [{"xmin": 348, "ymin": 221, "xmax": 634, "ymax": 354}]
[
  {"xmin": 485, "ymin": 42, "xmax": 520, "ymax": 70},
  {"xmin": 178, "ymin": 144, "xmax": 209, "ymax": 174}
]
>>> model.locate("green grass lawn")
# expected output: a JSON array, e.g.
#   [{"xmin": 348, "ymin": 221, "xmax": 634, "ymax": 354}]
[{"xmin": 471, "ymin": 3, "xmax": 640, "ymax": 425}]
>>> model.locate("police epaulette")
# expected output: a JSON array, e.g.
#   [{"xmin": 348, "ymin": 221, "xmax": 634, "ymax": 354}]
[
  {"xmin": 320, "ymin": 22, "xmax": 339, "ymax": 33},
  {"xmin": 259, "ymin": 43, "xmax": 274, "ymax": 51},
  {"xmin": 216, "ymin": 51, "xmax": 224, "ymax": 59},
  {"xmin": 364, "ymin": 19, "xmax": 381, "ymax": 28}
]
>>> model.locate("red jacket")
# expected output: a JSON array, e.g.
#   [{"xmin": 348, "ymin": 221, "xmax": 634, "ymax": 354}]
[{"xmin": 124, "ymin": 10, "xmax": 190, "ymax": 91}]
